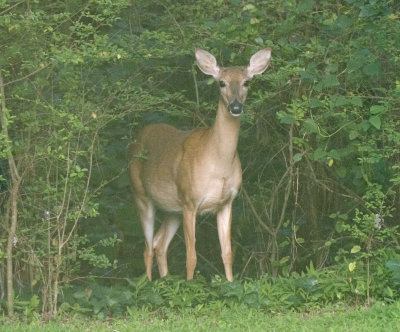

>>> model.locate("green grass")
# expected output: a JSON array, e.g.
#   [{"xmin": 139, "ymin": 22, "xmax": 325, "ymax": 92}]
[{"xmin": 1, "ymin": 302, "xmax": 399, "ymax": 332}]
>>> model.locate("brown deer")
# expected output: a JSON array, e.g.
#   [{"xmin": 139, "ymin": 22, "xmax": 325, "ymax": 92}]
[{"xmin": 129, "ymin": 48, "xmax": 271, "ymax": 281}]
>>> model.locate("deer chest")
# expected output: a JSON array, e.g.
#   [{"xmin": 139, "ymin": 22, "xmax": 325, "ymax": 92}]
[{"xmin": 194, "ymin": 168, "xmax": 241, "ymax": 213}]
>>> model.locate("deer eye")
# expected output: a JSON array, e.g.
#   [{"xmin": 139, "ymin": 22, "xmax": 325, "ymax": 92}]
[{"xmin": 219, "ymin": 81, "xmax": 226, "ymax": 88}]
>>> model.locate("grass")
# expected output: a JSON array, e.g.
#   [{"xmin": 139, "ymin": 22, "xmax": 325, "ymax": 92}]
[{"xmin": 1, "ymin": 301, "xmax": 399, "ymax": 332}]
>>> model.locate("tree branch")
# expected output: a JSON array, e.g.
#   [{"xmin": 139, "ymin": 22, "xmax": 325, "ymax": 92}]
[{"xmin": 1, "ymin": 64, "xmax": 49, "ymax": 88}]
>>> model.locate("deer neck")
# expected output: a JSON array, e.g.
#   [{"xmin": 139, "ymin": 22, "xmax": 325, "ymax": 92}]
[{"xmin": 207, "ymin": 98, "xmax": 241, "ymax": 163}]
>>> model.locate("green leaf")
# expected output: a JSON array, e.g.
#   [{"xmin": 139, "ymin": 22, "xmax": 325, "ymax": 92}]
[
  {"xmin": 327, "ymin": 149, "xmax": 340, "ymax": 160},
  {"xmin": 351, "ymin": 245, "xmax": 361, "ymax": 254},
  {"xmin": 299, "ymin": 70, "xmax": 317, "ymax": 83},
  {"xmin": 315, "ymin": 75, "xmax": 340, "ymax": 91},
  {"xmin": 385, "ymin": 287, "xmax": 394, "ymax": 298},
  {"xmin": 29, "ymin": 295, "xmax": 40, "ymax": 309},
  {"xmin": 349, "ymin": 130, "xmax": 359, "ymax": 140},
  {"xmin": 243, "ymin": 4, "xmax": 256, "ymax": 11},
  {"xmin": 277, "ymin": 111, "xmax": 296, "ymax": 124},
  {"xmin": 370, "ymin": 105, "xmax": 386, "ymax": 115},
  {"xmin": 254, "ymin": 37, "xmax": 263, "ymax": 45},
  {"xmin": 350, "ymin": 96, "xmax": 363, "ymax": 107},
  {"xmin": 303, "ymin": 118, "xmax": 319, "ymax": 133},
  {"xmin": 363, "ymin": 62, "xmax": 380, "ymax": 77},
  {"xmin": 326, "ymin": 63, "xmax": 338, "ymax": 73},
  {"xmin": 335, "ymin": 220, "xmax": 345, "ymax": 233},
  {"xmin": 279, "ymin": 240, "xmax": 290, "ymax": 248},
  {"xmin": 369, "ymin": 115, "xmax": 381, "ymax": 129},
  {"xmin": 279, "ymin": 256, "xmax": 290, "ymax": 265},
  {"xmin": 348, "ymin": 262, "xmax": 356, "ymax": 272},
  {"xmin": 322, "ymin": 75, "xmax": 340, "ymax": 88},
  {"xmin": 293, "ymin": 153, "xmax": 303, "ymax": 162},
  {"xmin": 308, "ymin": 98, "xmax": 324, "ymax": 108},
  {"xmin": 361, "ymin": 120, "xmax": 371, "ymax": 131},
  {"xmin": 312, "ymin": 148, "xmax": 326, "ymax": 161},
  {"xmin": 331, "ymin": 96, "xmax": 348, "ymax": 107},
  {"xmin": 347, "ymin": 55, "xmax": 365, "ymax": 72},
  {"xmin": 334, "ymin": 15, "xmax": 354, "ymax": 29},
  {"xmin": 206, "ymin": 78, "xmax": 215, "ymax": 85}
]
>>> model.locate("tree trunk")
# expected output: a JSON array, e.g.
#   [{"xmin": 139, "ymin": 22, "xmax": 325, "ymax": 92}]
[
  {"xmin": 6, "ymin": 182, "xmax": 20, "ymax": 318},
  {"xmin": 0, "ymin": 65, "xmax": 22, "ymax": 318}
]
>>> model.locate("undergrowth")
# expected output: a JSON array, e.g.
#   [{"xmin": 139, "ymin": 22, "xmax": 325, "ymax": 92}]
[{"xmin": 35, "ymin": 261, "xmax": 399, "ymax": 319}]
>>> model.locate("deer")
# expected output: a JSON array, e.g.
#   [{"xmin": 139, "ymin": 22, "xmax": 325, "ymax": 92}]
[{"xmin": 129, "ymin": 48, "xmax": 271, "ymax": 282}]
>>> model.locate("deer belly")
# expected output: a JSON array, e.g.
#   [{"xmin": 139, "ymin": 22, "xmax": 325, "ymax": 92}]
[{"xmin": 145, "ymin": 180, "xmax": 182, "ymax": 212}]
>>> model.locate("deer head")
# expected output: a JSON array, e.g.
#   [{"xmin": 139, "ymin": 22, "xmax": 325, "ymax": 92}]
[{"xmin": 195, "ymin": 48, "xmax": 271, "ymax": 116}]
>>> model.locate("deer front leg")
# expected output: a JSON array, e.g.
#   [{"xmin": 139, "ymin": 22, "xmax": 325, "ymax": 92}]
[
  {"xmin": 182, "ymin": 206, "xmax": 197, "ymax": 280},
  {"xmin": 217, "ymin": 202, "xmax": 233, "ymax": 282}
]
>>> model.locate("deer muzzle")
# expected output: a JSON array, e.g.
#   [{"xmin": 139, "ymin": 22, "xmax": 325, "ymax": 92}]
[{"xmin": 228, "ymin": 100, "xmax": 243, "ymax": 117}]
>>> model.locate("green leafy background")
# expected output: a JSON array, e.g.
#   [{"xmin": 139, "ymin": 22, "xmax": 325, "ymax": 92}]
[{"xmin": 0, "ymin": 0, "xmax": 399, "ymax": 316}]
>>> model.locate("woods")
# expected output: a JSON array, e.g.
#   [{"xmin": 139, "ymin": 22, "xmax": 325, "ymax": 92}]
[{"xmin": 0, "ymin": 0, "xmax": 399, "ymax": 321}]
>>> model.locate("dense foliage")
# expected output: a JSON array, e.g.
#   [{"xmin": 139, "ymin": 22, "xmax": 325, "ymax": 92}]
[{"xmin": 0, "ymin": 0, "xmax": 399, "ymax": 318}]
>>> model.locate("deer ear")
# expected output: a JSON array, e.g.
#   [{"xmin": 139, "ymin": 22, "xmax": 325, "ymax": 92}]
[
  {"xmin": 195, "ymin": 48, "xmax": 221, "ymax": 79},
  {"xmin": 246, "ymin": 48, "xmax": 271, "ymax": 78}
]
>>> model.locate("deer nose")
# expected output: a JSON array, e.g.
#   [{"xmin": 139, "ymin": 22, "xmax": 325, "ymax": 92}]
[{"xmin": 228, "ymin": 100, "xmax": 243, "ymax": 116}]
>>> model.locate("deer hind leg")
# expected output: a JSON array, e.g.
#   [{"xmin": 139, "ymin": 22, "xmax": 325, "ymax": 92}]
[
  {"xmin": 136, "ymin": 197, "xmax": 155, "ymax": 280},
  {"xmin": 130, "ymin": 143, "xmax": 156, "ymax": 280},
  {"xmin": 217, "ymin": 202, "xmax": 233, "ymax": 282},
  {"xmin": 153, "ymin": 215, "xmax": 180, "ymax": 278}
]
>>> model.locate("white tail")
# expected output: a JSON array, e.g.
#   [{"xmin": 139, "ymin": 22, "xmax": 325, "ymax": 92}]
[{"xmin": 129, "ymin": 48, "xmax": 271, "ymax": 281}]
